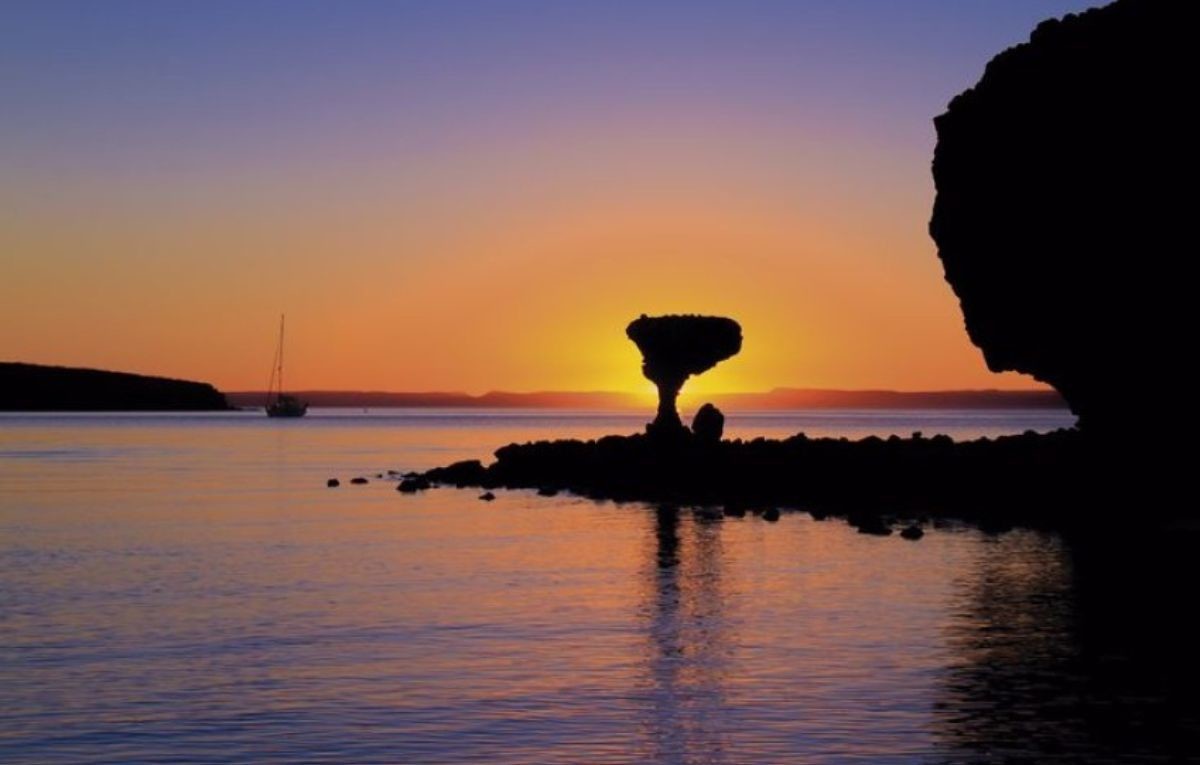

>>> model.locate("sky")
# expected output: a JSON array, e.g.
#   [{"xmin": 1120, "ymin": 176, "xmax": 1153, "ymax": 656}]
[{"xmin": 1, "ymin": 0, "xmax": 1094, "ymax": 395}]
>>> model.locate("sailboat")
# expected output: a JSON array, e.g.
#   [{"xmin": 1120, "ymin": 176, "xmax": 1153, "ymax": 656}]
[{"xmin": 265, "ymin": 314, "xmax": 308, "ymax": 418}]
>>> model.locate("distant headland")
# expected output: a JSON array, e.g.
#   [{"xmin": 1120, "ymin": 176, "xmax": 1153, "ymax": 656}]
[{"xmin": 0, "ymin": 362, "xmax": 230, "ymax": 411}]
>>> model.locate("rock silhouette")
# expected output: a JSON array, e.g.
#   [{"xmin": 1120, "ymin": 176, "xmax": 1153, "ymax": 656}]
[
  {"xmin": 0, "ymin": 362, "xmax": 230, "ymax": 411},
  {"xmin": 412, "ymin": 428, "xmax": 1098, "ymax": 530},
  {"xmin": 691, "ymin": 403, "xmax": 725, "ymax": 443},
  {"xmin": 929, "ymin": 0, "xmax": 1190, "ymax": 436},
  {"xmin": 626, "ymin": 315, "xmax": 742, "ymax": 436},
  {"xmin": 410, "ymin": 1, "xmax": 1196, "ymax": 531}
]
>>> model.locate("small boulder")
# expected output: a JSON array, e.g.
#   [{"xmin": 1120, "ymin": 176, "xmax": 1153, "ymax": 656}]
[
  {"xmin": 762, "ymin": 507, "xmax": 781, "ymax": 522},
  {"xmin": 350, "ymin": 477, "xmax": 369, "ymax": 485},
  {"xmin": 691, "ymin": 403, "xmax": 725, "ymax": 443},
  {"xmin": 849, "ymin": 513, "xmax": 893, "ymax": 536},
  {"xmin": 397, "ymin": 477, "xmax": 431, "ymax": 493},
  {"xmin": 479, "ymin": 491, "xmax": 496, "ymax": 501},
  {"xmin": 326, "ymin": 478, "xmax": 340, "ymax": 488},
  {"xmin": 900, "ymin": 525, "xmax": 925, "ymax": 541}
]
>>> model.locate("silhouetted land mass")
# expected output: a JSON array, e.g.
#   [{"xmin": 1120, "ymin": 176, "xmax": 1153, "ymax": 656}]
[
  {"xmin": 414, "ymin": 1, "xmax": 1190, "ymax": 528},
  {"xmin": 930, "ymin": 0, "xmax": 1191, "ymax": 437},
  {"xmin": 420, "ymin": 428, "xmax": 1093, "ymax": 531},
  {"xmin": 226, "ymin": 388, "xmax": 1064, "ymax": 409},
  {"xmin": 0, "ymin": 362, "xmax": 230, "ymax": 411}
]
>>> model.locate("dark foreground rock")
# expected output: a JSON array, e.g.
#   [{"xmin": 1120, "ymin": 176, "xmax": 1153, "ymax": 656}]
[
  {"xmin": 930, "ymin": 0, "xmax": 1192, "ymax": 437},
  {"xmin": 407, "ymin": 426, "xmax": 1170, "ymax": 530}
]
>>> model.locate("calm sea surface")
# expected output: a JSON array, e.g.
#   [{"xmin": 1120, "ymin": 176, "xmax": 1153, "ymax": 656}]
[{"xmin": 3, "ymin": 409, "xmax": 1198, "ymax": 763}]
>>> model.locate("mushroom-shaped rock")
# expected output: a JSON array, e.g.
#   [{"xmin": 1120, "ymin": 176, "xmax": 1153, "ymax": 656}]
[
  {"xmin": 929, "ymin": 0, "xmax": 1191, "ymax": 437},
  {"xmin": 626, "ymin": 314, "xmax": 741, "ymax": 436},
  {"xmin": 691, "ymin": 403, "xmax": 725, "ymax": 443}
]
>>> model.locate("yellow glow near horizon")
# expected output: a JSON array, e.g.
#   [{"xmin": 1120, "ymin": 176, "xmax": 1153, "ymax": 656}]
[{"xmin": 0, "ymin": 178, "xmax": 1041, "ymax": 394}]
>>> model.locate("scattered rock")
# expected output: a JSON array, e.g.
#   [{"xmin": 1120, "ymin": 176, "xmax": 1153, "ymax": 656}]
[
  {"xmin": 900, "ymin": 525, "xmax": 925, "ymax": 540},
  {"xmin": 397, "ymin": 477, "xmax": 431, "ymax": 493},
  {"xmin": 350, "ymin": 477, "xmax": 369, "ymax": 485},
  {"xmin": 326, "ymin": 478, "xmax": 340, "ymax": 488},
  {"xmin": 479, "ymin": 491, "xmax": 496, "ymax": 501},
  {"xmin": 849, "ymin": 513, "xmax": 893, "ymax": 536},
  {"xmin": 762, "ymin": 507, "xmax": 781, "ymax": 522}
]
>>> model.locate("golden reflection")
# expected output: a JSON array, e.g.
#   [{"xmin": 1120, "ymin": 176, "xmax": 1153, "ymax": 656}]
[{"xmin": 638, "ymin": 507, "xmax": 731, "ymax": 762}]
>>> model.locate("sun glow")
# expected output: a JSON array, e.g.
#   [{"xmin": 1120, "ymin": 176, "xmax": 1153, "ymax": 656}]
[{"xmin": 0, "ymin": 2, "xmax": 1049, "ymax": 395}]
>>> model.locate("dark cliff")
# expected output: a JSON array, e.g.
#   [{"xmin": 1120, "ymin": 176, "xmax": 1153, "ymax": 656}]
[
  {"xmin": 0, "ymin": 362, "xmax": 231, "ymax": 411},
  {"xmin": 929, "ymin": 0, "xmax": 1193, "ymax": 435}
]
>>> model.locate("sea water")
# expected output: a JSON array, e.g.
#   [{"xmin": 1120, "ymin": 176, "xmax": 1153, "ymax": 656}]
[{"xmin": 3, "ymin": 409, "xmax": 1196, "ymax": 763}]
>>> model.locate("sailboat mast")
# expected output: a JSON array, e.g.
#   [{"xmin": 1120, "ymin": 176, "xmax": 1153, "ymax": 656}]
[{"xmin": 278, "ymin": 314, "xmax": 285, "ymax": 398}]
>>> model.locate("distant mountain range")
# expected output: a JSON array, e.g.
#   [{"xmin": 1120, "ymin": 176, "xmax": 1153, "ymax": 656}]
[
  {"xmin": 1, "ymin": 361, "xmax": 1067, "ymax": 411},
  {"xmin": 225, "ymin": 387, "xmax": 1066, "ymax": 410}
]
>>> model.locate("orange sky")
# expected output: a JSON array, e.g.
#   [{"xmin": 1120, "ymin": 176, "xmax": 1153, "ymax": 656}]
[{"xmin": 1, "ymin": 2, "xmax": 1079, "ymax": 395}]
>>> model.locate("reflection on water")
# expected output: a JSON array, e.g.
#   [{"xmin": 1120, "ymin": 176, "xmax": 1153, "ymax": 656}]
[
  {"xmin": 935, "ymin": 530, "xmax": 1200, "ymax": 764},
  {"xmin": 639, "ymin": 508, "xmax": 731, "ymax": 763},
  {"xmin": 0, "ymin": 412, "xmax": 1194, "ymax": 763}
]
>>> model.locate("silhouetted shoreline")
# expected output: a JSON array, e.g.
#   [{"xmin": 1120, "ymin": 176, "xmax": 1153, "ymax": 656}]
[
  {"xmin": 0, "ymin": 362, "xmax": 231, "ymax": 411},
  {"xmin": 408, "ymin": 427, "xmax": 1149, "ymax": 535}
]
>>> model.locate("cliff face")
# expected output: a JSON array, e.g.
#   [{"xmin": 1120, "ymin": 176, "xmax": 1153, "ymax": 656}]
[
  {"xmin": 929, "ymin": 0, "xmax": 1192, "ymax": 434},
  {"xmin": 0, "ymin": 362, "xmax": 230, "ymax": 411}
]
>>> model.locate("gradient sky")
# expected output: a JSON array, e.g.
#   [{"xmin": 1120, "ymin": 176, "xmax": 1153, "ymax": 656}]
[{"xmin": 1, "ymin": 0, "xmax": 1093, "ymax": 395}]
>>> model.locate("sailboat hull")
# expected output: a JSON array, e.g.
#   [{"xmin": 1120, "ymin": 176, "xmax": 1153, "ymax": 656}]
[{"xmin": 266, "ymin": 398, "xmax": 308, "ymax": 418}]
